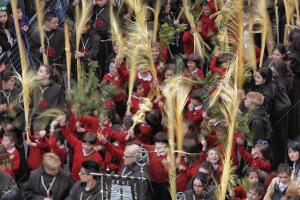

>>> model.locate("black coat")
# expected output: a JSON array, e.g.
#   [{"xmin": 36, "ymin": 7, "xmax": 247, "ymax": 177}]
[
  {"xmin": 118, "ymin": 164, "xmax": 153, "ymax": 200},
  {"xmin": 183, "ymin": 189, "xmax": 216, "ymax": 200},
  {"xmin": 66, "ymin": 180, "xmax": 103, "ymax": 200},
  {"xmin": 23, "ymin": 167, "xmax": 73, "ymax": 200},
  {"xmin": 288, "ymin": 51, "xmax": 300, "ymax": 139},
  {"xmin": 249, "ymin": 107, "xmax": 272, "ymax": 144},
  {"xmin": 33, "ymin": 81, "xmax": 65, "ymax": 113},
  {"xmin": 0, "ymin": 171, "xmax": 22, "ymax": 200}
]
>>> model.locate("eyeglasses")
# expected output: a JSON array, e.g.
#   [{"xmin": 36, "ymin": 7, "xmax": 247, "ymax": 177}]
[
  {"xmin": 79, "ymin": 170, "xmax": 89, "ymax": 176},
  {"xmin": 124, "ymin": 154, "xmax": 134, "ymax": 158}
]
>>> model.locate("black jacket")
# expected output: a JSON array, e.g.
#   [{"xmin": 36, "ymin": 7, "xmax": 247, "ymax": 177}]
[
  {"xmin": 249, "ymin": 107, "xmax": 272, "ymax": 144},
  {"xmin": 23, "ymin": 167, "xmax": 73, "ymax": 200},
  {"xmin": 0, "ymin": 171, "xmax": 22, "ymax": 200},
  {"xmin": 66, "ymin": 180, "xmax": 103, "ymax": 200},
  {"xmin": 183, "ymin": 189, "xmax": 216, "ymax": 200},
  {"xmin": 118, "ymin": 164, "xmax": 153, "ymax": 200}
]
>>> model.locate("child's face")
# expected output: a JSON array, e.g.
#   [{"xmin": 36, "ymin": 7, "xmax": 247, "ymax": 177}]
[
  {"xmin": 187, "ymin": 60, "xmax": 197, "ymax": 71},
  {"xmin": 136, "ymin": 85, "xmax": 144, "ymax": 96},
  {"xmin": 2, "ymin": 136, "xmax": 13, "ymax": 149},
  {"xmin": 37, "ymin": 66, "xmax": 50, "ymax": 81},
  {"xmin": 288, "ymin": 148, "xmax": 300, "ymax": 162},
  {"xmin": 151, "ymin": 47, "xmax": 160, "ymax": 60},
  {"xmin": 0, "ymin": 11, "xmax": 8, "ymax": 24},
  {"xmin": 113, "ymin": 43, "xmax": 119, "ymax": 54},
  {"xmin": 246, "ymin": 189, "xmax": 260, "ymax": 200},
  {"xmin": 17, "ymin": 9, "xmax": 23, "ymax": 20},
  {"xmin": 202, "ymin": 5, "xmax": 211, "ymax": 16},
  {"xmin": 247, "ymin": 172, "xmax": 259, "ymax": 185},
  {"xmin": 34, "ymin": 131, "xmax": 40, "ymax": 138},
  {"xmin": 251, "ymin": 147, "xmax": 263, "ymax": 159},
  {"xmin": 164, "ymin": 70, "xmax": 174, "ymax": 80},
  {"xmin": 191, "ymin": 98, "xmax": 200, "ymax": 106},
  {"xmin": 138, "ymin": 67, "xmax": 149, "ymax": 75},
  {"xmin": 244, "ymin": 95, "xmax": 254, "ymax": 109},
  {"xmin": 82, "ymin": 143, "xmax": 94, "ymax": 154},
  {"xmin": 109, "ymin": 63, "xmax": 117, "ymax": 76},
  {"xmin": 220, "ymin": 61, "xmax": 228, "ymax": 69},
  {"xmin": 278, "ymin": 172, "xmax": 290, "ymax": 185},
  {"xmin": 206, "ymin": 149, "xmax": 219, "ymax": 164},
  {"xmin": 155, "ymin": 142, "xmax": 167, "ymax": 152}
]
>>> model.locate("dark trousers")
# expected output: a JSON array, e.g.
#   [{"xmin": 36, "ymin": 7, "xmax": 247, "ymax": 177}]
[{"xmin": 151, "ymin": 182, "xmax": 171, "ymax": 200}]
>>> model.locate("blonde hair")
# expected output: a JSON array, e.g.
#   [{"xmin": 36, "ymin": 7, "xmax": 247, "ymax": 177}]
[
  {"xmin": 42, "ymin": 152, "xmax": 61, "ymax": 169},
  {"xmin": 246, "ymin": 92, "xmax": 264, "ymax": 107}
]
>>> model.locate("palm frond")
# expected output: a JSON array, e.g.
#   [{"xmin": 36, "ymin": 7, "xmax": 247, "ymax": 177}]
[
  {"xmin": 110, "ymin": 6, "xmax": 125, "ymax": 59},
  {"xmin": 64, "ymin": 21, "xmax": 72, "ymax": 90},
  {"xmin": 152, "ymin": 0, "xmax": 161, "ymax": 42},
  {"xmin": 34, "ymin": 0, "xmax": 48, "ymax": 65},
  {"xmin": 75, "ymin": 0, "xmax": 93, "ymax": 84}
]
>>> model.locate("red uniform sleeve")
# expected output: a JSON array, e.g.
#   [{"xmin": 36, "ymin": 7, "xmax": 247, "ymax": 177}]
[
  {"xmin": 185, "ymin": 109, "xmax": 204, "ymax": 122},
  {"xmin": 104, "ymin": 141, "xmax": 124, "ymax": 160},
  {"xmin": 238, "ymin": 145, "xmax": 252, "ymax": 163},
  {"xmin": 207, "ymin": 0, "xmax": 217, "ymax": 14},
  {"xmin": 12, "ymin": 150, "xmax": 20, "ymax": 172},
  {"xmin": 79, "ymin": 115, "xmax": 99, "ymax": 133},
  {"xmin": 105, "ymin": 127, "xmax": 129, "ymax": 144},
  {"xmin": 210, "ymin": 55, "xmax": 225, "ymax": 76},
  {"xmin": 182, "ymin": 31, "xmax": 193, "ymax": 43},
  {"xmin": 61, "ymin": 125, "xmax": 81, "ymax": 147},
  {"xmin": 36, "ymin": 137, "xmax": 49, "ymax": 149},
  {"xmin": 257, "ymin": 159, "xmax": 271, "ymax": 172}
]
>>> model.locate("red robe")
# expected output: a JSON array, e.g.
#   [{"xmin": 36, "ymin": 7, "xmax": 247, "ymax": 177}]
[
  {"xmin": 61, "ymin": 126, "xmax": 104, "ymax": 181},
  {"xmin": 8, "ymin": 146, "xmax": 20, "ymax": 175},
  {"xmin": 27, "ymin": 137, "xmax": 48, "ymax": 170},
  {"xmin": 182, "ymin": 31, "xmax": 194, "ymax": 56},
  {"xmin": 48, "ymin": 134, "xmax": 67, "ymax": 164},
  {"xmin": 144, "ymin": 144, "xmax": 169, "ymax": 183},
  {"xmin": 238, "ymin": 145, "xmax": 271, "ymax": 172},
  {"xmin": 136, "ymin": 72, "xmax": 153, "ymax": 97}
]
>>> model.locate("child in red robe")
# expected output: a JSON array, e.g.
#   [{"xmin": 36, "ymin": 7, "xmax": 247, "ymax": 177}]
[{"xmin": 1, "ymin": 132, "xmax": 20, "ymax": 176}]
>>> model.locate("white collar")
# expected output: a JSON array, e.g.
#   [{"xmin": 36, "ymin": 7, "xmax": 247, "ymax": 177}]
[
  {"xmin": 7, "ymin": 146, "xmax": 15, "ymax": 154},
  {"xmin": 138, "ymin": 72, "xmax": 152, "ymax": 81},
  {"xmin": 194, "ymin": 105, "xmax": 203, "ymax": 111},
  {"xmin": 82, "ymin": 149, "xmax": 94, "ymax": 157},
  {"xmin": 132, "ymin": 95, "xmax": 141, "ymax": 100}
]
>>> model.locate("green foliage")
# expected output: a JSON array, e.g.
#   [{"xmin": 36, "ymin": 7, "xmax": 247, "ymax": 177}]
[
  {"xmin": 201, "ymin": 71, "xmax": 221, "ymax": 102},
  {"xmin": 236, "ymin": 111, "xmax": 253, "ymax": 143},
  {"xmin": 159, "ymin": 23, "xmax": 187, "ymax": 48},
  {"xmin": 69, "ymin": 61, "xmax": 120, "ymax": 115},
  {"xmin": 174, "ymin": 54, "xmax": 187, "ymax": 74}
]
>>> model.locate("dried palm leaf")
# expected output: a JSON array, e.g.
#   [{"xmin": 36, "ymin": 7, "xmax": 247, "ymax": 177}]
[
  {"xmin": 11, "ymin": 0, "xmax": 33, "ymax": 139},
  {"xmin": 34, "ymin": 0, "xmax": 48, "ymax": 65},
  {"xmin": 75, "ymin": 0, "xmax": 93, "ymax": 85},
  {"xmin": 183, "ymin": 0, "xmax": 209, "ymax": 59},
  {"xmin": 152, "ymin": 0, "xmax": 161, "ymax": 43},
  {"xmin": 110, "ymin": 6, "xmax": 125, "ymax": 59},
  {"xmin": 64, "ymin": 21, "xmax": 72, "ymax": 90}
]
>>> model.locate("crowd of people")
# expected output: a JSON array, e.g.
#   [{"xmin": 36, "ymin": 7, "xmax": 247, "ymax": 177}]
[{"xmin": 0, "ymin": 0, "xmax": 300, "ymax": 199}]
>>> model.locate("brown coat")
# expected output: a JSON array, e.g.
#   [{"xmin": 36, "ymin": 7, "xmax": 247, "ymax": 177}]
[{"xmin": 264, "ymin": 177, "xmax": 300, "ymax": 200}]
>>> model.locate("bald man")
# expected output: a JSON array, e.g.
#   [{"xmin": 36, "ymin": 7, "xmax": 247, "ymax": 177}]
[{"xmin": 118, "ymin": 143, "xmax": 153, "ymax": 200}]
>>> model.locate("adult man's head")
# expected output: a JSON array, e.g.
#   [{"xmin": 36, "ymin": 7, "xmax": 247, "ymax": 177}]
[
  {"xmin": 123, "ymin": 143, "xmax": 140, "ymax": 166},
  {"xmin": 44, "ymin": 11, "xmax": 59, "ymax": 30}
]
